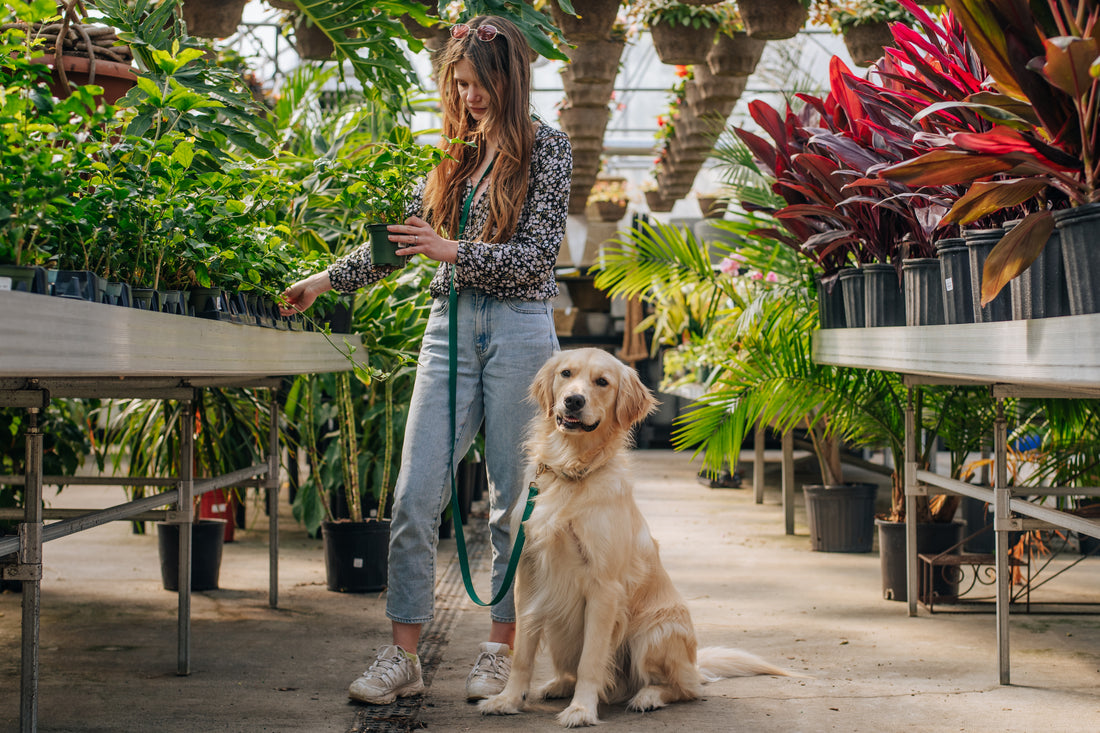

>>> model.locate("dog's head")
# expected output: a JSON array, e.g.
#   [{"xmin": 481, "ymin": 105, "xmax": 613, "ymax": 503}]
[{"xmin": 531, "ymin": 348, "xmax": 658, "ymax": 436}]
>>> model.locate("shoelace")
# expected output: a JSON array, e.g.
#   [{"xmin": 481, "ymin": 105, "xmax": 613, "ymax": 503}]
[
  {"xmin": 365, "ymin": 654, "xmax": 407, "ymax": 686},
  {"xmin": 471, "ymin": 651, "xmax": 509, "ymax": 681}
]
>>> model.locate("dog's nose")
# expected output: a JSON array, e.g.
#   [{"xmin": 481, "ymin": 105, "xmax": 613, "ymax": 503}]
[{"xmin": 564, "ymin": 394, "xmax": 585, "ymax": 412}]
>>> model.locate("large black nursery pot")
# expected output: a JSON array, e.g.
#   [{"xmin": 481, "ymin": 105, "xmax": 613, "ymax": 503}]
[
  {"xmin": 876, "ymin": 519, "xmax": 965, "ymax": 603},
  {"xmin": 964, "ymin": 229, "xmax": 1012, "ymax": 323},
  {"xmin": 0, "ymin": 265, "xmax": 48, "ymax": 295},
  {"xmin": 815, "ymin": 273, "xmax": 847, "ymax": 329},
  {"xmin": 935, "ymin": 237, "xmax": 973, "ymax": 324},
  {"xmin": 1054, "ymin": 203, "xmax": 1100, "ymax": 316},
  {"xmin": 323, "ymin": 519, "xmax": 390, "ymax": 593},
  {"xmin": 862, "ymin": 262, "xmax": 905, "ymax": 327},
  {"xmin": 157, "ymin": 519, "xmax": 227, "ymax": 592},
  {"xmin": 1005, "ymin": 219, "xmax": 1070, "ymax": 320},
  {"xmin": 803, "ymin": 483, "xmax": 877, "ymax": 553},
  {"xmin": 838, "ymin": 267, "xmax": 865, "ymax": 328},
  {"xmin": 901, "ymin": 258, "xmax": 944, "ymax": 326}
]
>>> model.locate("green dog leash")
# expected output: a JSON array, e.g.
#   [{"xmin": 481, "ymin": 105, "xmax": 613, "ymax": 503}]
[{"xmin": 446, "ymin": 157, "xmax": 537, "ymax": 607}]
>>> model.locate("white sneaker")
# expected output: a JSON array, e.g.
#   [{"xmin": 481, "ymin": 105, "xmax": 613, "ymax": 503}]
[
  {"xmin": 465, "ymin": 641, "xmax": 512, "ymax": 701},
  {"xmin": 348, "ymin": 645, "xmax": 426, "ymax": 704}
]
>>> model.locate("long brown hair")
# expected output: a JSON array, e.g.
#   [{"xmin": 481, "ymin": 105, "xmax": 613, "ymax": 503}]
[{"xmin": 422, "ymin": 15, "xmax": 534, "ymax": 243}]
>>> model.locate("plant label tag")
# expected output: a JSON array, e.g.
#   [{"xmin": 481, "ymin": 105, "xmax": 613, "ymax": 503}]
[
  {"xmin": 353, "ymin": 558, "xmax": 364, "ymax": 568},
  {"xmin": 945, "ymin": 277, "xmax": 953, "ymax": 292},
  {"xmin": 0, "ymin": 277, "xmax": 11, "ymax": 291}
]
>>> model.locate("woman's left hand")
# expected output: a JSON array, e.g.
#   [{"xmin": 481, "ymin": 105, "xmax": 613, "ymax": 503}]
[{"xmin": 390, "ymin": 216, "xmax": 458, "ymax": 264}]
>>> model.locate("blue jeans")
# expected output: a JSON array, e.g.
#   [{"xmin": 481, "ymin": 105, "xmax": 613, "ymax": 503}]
[{"xmin": 385, "ymin": 290, "xmax": 559, "ymax": 625}]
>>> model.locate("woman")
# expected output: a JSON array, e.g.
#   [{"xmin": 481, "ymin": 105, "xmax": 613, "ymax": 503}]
[{"xmin": 280, "ymin": 15, "xmax": 572, "ymax": 704}]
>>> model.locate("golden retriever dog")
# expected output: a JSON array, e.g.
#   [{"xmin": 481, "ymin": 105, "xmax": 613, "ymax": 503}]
[{"xmin": 480, "ymin": 348, "xmax": 794, "ymax": 728}]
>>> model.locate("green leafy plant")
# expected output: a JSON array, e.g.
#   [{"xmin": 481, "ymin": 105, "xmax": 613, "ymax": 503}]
[{"xmin": 811, "ymin": 0, "xmax": 916, "ymax": 31}]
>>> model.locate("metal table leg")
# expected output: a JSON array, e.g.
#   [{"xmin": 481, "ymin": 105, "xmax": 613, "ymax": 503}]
[
  {"xmin": 19, "ymin": 406, "xmax": 43, "ymax": 733},
  {"xmin": 753, "ymin": 423, "xmax": 765, "ymax": 505},
  {"xmin": 782, "ymin": 431, "xmax": 794, "ymax": 535},
  {"xmin": 993, "ymin": 399, "xmax": 1010, "ymax": 684},
  {"xmin": 177, "ymin": 399, "xmax": 194, "ymax": 676},
  {"xmin": 267, "ymin": 394, "xmax": 279, "ymax": 609},
  {"xmin": 906, "ymin": 387, "xmax": 919, "ymax": 617}
]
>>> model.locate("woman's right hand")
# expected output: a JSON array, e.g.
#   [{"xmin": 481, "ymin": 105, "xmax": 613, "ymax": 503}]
[{"xmin": 279, "ymin": 271, "xmax": 333, "ymax": 316}]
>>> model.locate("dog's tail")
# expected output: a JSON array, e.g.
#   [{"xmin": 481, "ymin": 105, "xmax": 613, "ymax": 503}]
[{"xmin": 695, "ymin": 647, "xmax": 801, "ymax": 682}]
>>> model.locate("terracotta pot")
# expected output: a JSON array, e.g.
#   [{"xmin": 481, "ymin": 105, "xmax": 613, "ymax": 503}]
[
  {"xmin": 843, "ymin": 21, "xmax": 895, "ymax": 67},
  {"xmin": 649, "ymin": 19, "xmax": 715, "ymax": 65},
  {"xmin": 739, "ymin": 0, "xmax": 808, "ymax": 41},
  {"xmin": 549, "ymin": 0, "xmax": 620, "ymax": 41},
  {"xmin": 707, "ymin": 31, "xmax": 767, "ymax": 77},
  {"xmin": 180, "ymin": 0, "xmax": 248, "ymax": 38},
  {"xmin": 31, "ymin": 55, "xmax": 136, "ymax": 104}
]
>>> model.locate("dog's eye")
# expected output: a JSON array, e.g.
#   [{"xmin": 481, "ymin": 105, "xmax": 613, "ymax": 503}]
[
  {"xmin": 560, "ymin": 369, "xmax": 571, "ymax": 378},
  {"xmin": 595, "ymin": 377, "xmax": 609, "ymax": 387}
]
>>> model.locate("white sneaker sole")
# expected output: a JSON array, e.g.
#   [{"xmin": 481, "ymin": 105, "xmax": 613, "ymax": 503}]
[{"xmin": 349, "ymin": 678, "xmax": 426, "ymax": 705}]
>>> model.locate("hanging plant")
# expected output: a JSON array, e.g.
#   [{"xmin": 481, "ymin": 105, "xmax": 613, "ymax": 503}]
[{"xmin": 637, "ymin": 1, "xmax": 726, "ymax": 65}]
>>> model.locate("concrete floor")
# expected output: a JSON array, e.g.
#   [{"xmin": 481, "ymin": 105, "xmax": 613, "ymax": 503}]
[{"xmin": 2, "ymin": 449, "xmax": 1099, "ymax": 732}]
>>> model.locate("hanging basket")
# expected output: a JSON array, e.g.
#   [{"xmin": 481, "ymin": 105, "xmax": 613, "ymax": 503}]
[
  {"xmin": 645, "ymin": 189, "xmax": 676, "ymax": 212},
  {"xmin": 180, "ymin": 0, "xmax": 248, "ymax": 38},
  {"xmin": 707, "ymin": 31, "xmax": 767, "ymax": 77},
  {"xmin": 738, "ymin": 0, "xmax": 808, "ymax": 41},
  {"xmin": 294, "ymin": 19, "xmax": 335, "ymax": 60},
  {"xmin": 843, "ymin": 21, "xmax": 895, "ymax": 67},
  {"xmin": 564, "ymin": 38, "xmax": 626, "ymax": 84},
  {"xmin": 558, "ymin": 106, "xmax": 609, "ymax": 141},
  {"xmin": 549, "ymin": 0, "xmax": 621, "ymax": 41},
  {"xmin": 562, "ymin": 71, "xmax": 615, "ymax": 108},
  {"xmin": 649, "ymin": 19, "xmax": 716, "ymax": 65}
]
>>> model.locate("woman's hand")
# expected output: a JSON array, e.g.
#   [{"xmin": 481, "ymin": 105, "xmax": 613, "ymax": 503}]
[
  {"xmin": 279, "ymin": 271, "xmax": 332, "ymax": 316},
  {"xmin": 390, "ymin": 216, "xmax": 459, "ymax": 264}
]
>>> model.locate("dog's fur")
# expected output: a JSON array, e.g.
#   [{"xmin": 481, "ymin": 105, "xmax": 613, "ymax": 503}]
[{"xmin": 480, "ymin": 348, "xmax": 793, "ymax": 727}]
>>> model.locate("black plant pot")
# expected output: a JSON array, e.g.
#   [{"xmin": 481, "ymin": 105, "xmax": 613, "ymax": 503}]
[
  {"xmin": 1005, "ymin": 221, "xmax": 1070, "ymax": 320},
  {"xmin": 838, "ymin": 267, "xmax": 865, "ymax": 328},
  {"xmin": 935, "ymin": 237, "xmax": 973, "ymax": 324},
  {"xmin": 803, "ymin": 483, "xmax": 877, "ymax": 553},
  {"xmin": 901, "ymin": 258, "xmax": 944, "ymax": 326},
  {"xmin": 157, "ymin": 519, "xmax": 227, "ymax": 592},
  {"xmin": 159, "ymin": 290, "xmax": 187, "ymax": 316},
  {"xmin": 1055, "ymin": 203, "xmax": 1100, "ymax": 316},
  {"xmin": 876, "ymin": 519, "xmax": 965, "ymax": 603},
  {"xmin": 131, "ymin": 287, "xmax": 161, "ymax": 311},
  {"xmin": 815, "ymin": 273, "xmax": 847, "ymax": 329},
  {"xmin": 0, "ymin": 265, "xmax": 48, "ymax": 294},
  {"xmin": 190, "ymin": 287, "xmax": 233, "ymax": 321},
  {"xmin": 964, "ymin": 229, "xmax": 1012, "ymax": 322},
  {"xmin": 323, "ymin": 520, "xmax": 390, "ymax": 593},
  {"xmin": 863, "ymin": 262, "xmax": 905, "ymax": 327},
  {"xmin": 53, "ymin": 270, "xmax": 107, "ymax": 303}
]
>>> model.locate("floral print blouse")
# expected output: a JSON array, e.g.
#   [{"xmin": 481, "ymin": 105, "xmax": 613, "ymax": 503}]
[{"xmin": 327, "ymin": 122, "xmax": 573, "ymax": 301}]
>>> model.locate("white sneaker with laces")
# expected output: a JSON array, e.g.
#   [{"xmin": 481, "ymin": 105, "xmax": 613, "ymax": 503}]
[
  {"xmin": 348, "ymin": 645, "xmax": 425, "ymax": 704},
  {"xmin": 465, "ymin": 641, "xmax": 512, "ymax": 701}
]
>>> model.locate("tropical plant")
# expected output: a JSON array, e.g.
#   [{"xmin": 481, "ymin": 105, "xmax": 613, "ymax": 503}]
[
  {"xmin": 631, "ymin": 0, "xmax": 738, "ymax": 29},
  {"xmin": 811, "ymin": 0, "xmax": 916, "ymax": 31},
  {"xmin": 878, "ymin": 0, "xmax": 1100, "ymax": 305}
]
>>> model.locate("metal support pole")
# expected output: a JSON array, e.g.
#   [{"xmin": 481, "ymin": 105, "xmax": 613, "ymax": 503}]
[
  {"xmin": 19, "ymin": 406, "xmax": 43, "ymax": 733},
  {"xmin": 753, "ymin": 423, "xmax": 765, "ymax": 505},
  {"xmin": 905, "ymin": 387, "xmax": 919, "ymax": 617},
  {"xmin": 267, "ymin": 393, "xmax": 279, "ymax": 609},
  {"xmin": 993, "ymin": 399, "xmax": 1011, "ymax": 684},
  {"xmin": 781, "ymin": 431, "xmax": 794, "ymax": 535},
  {"xmin": 177, "ymin": 398, "xmax": 195, "ymax": 676}
]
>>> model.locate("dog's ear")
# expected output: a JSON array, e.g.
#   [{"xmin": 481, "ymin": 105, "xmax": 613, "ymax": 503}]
[
  {"xmin": 615, "ymin": 362, "xmax": 658, "ymax": 428},
  {"xmin": 530, "ymin": 354, "xmax": 558, "ymax": 418}
]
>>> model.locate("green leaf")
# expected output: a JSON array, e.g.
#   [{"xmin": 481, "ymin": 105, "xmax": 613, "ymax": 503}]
[
  {"xmin": 171, "ymin": 140, "xmax": 194, "ymax": 169},
  {"xmin": 980, "ymin": 210, "xmax": 1054, "ymax": 306}
]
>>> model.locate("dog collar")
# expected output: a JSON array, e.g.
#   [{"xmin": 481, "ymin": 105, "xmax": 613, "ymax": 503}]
[{"xmin": 537, "ymin": 462, "xmax": 590, "ymax": 481}]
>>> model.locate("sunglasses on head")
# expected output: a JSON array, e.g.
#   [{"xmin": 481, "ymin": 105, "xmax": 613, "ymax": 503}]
[{"xmin": 450, "ymin": 23, "xmax": 499, "ymax": 42}]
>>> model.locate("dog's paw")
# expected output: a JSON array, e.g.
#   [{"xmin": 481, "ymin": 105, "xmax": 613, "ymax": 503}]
[
  {"xmin": 627, "ymin": 686, "xmax": 668, "ymax": 712},
  {"xmin": 479, "ymin": 693, "xmax": 523, "ymax": 716},
  {"xmin": 537, "ymin": 676, "xmax": 576, "ymax": 700},
  {"xmin": 557, "ymin": 702, "xmax": 600, "ymax": 728}
]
